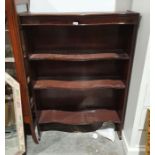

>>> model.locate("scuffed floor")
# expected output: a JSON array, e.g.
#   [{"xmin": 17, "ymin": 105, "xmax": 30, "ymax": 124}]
[{"xmin": 26, "ymin": 131, "xmax": 125, "ymax": 155}]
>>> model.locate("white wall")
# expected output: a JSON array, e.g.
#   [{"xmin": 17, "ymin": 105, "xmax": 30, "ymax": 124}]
[
  {"xmin": 123, "ymin": 40, "xmax": 150, "ymax": 155},
  {"xmin": 30, "ymin": 0, "xmax": 116, "ymax": 13},
  {"xmin": 122, "ymin": 0, "xmax": 150, "ymax": 154},
  {"xmin": 115, "ymin": 0, "xmax": 132, "ymax": 11},
  {"xmin": 30, "ymin": 0, "xmax": 132, "ymax": 13}
]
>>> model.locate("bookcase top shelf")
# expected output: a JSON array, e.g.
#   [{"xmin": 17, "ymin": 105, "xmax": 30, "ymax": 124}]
[{"xmin": 18, "ymin": 11, "xmax": 140, "ymax": 26}]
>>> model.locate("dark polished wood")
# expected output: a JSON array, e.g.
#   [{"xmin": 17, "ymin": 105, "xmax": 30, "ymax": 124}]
[
  {"xmin": 22, "ymin": 25, "xmax": 134, "ymax": 52},
  {"xmin": 19, "ymin": 11, "xmax": 139, "ymax": 26},
  {"xmin": 39, "ymin": 110, "xmax": 120, "ymax": 125},
  {"xmin": 6, "ymin": 0, "xmax": 140, "ymax": 143},
  {"xmin": 30, "ymin": 60, "xmax": 126, "ymax": 81},
  {"xmin": 35, "ymin": 88, "xmax": 123, "ymax": 112}
]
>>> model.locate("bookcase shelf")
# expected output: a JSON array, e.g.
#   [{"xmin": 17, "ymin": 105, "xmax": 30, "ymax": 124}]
[
  {"xmin": 29, "ymin": 52, "xmax": 129, "ymax": 61},
  {"xmin": 33, "ymin": 79, "xmax": 125, "ymax": 90},
  {"xmin": 39, "ymin": 109, "xmax": 121, "ymax": 125}
]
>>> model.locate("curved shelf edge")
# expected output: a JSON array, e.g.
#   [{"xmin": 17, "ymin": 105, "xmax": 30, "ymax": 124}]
[
  {"xmin": 39, "ymin": 109, "xmax": 121, "ymax": 125},
  {"xmin": 29, "ymin": 53, "xmax": 129, "ymax": 61},
  {"xmin": 33, "ymin": 79, "xmax": 126, "ymax": 90}
]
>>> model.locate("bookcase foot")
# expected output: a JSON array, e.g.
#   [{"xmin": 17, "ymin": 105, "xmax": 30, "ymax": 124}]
[{"xmin": 116, "ymin": 124, "xmax": 122, "ymax": 140}]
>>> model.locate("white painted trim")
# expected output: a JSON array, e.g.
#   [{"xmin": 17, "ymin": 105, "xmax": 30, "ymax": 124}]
[
  {"xmin": 5, "ymin": 73, "xmax": 25, "ymax": 155},
  {"xmin": 122, "ymin": 131, "xmax": 145, "ymax": 155}
]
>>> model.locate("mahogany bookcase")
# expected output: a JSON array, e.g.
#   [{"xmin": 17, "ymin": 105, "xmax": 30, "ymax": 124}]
[{"xmin": 6, "ymin": 0, "xmax": 140, "ymax": 143}]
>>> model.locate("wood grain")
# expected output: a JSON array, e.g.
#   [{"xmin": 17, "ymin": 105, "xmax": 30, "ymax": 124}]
[
  {"xmin": 33, "ymin": 80, "xmax": 125, "ymax": 90},
  {"xmin": 6, "ymin": 0, "xmax": 30, "ymax": 117},
  {"xmin": 29, "ymin": 53, "xmax": 129, "ymax": 61},
  {"xmin": 39, "ymin": 109, "xmax": 120, "ymax": 125}
]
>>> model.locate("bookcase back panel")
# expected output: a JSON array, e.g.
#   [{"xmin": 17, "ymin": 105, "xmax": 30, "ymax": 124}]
[
  {"xmin": 35, "ymin": 88, "xmax": 123, "ymax": 111},
  {"xmin": 30, "ymin": 60, "xmax": 127, "ymax": 80},
  {"xmin": 23, "ymin": 25, "xmax": 134, "ymax": 53}
]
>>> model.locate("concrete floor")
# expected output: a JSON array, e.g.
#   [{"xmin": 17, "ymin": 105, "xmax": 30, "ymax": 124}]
[
  {"xmin": 5, "ymin": 134, "xmax": 18, "ymax": 155},
  {"xmin": 26, "ymin": 131, "xmax": 125, "ymax": 155},
  {"xmin": 5, "ymin": 127, "xmax": 125, "ymax": 155}
]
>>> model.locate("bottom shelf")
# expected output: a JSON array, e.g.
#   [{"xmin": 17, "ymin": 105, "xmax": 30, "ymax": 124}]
[{"xmin": 39, "ymin": 109, "xmax": 120, "ymax": 125}]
